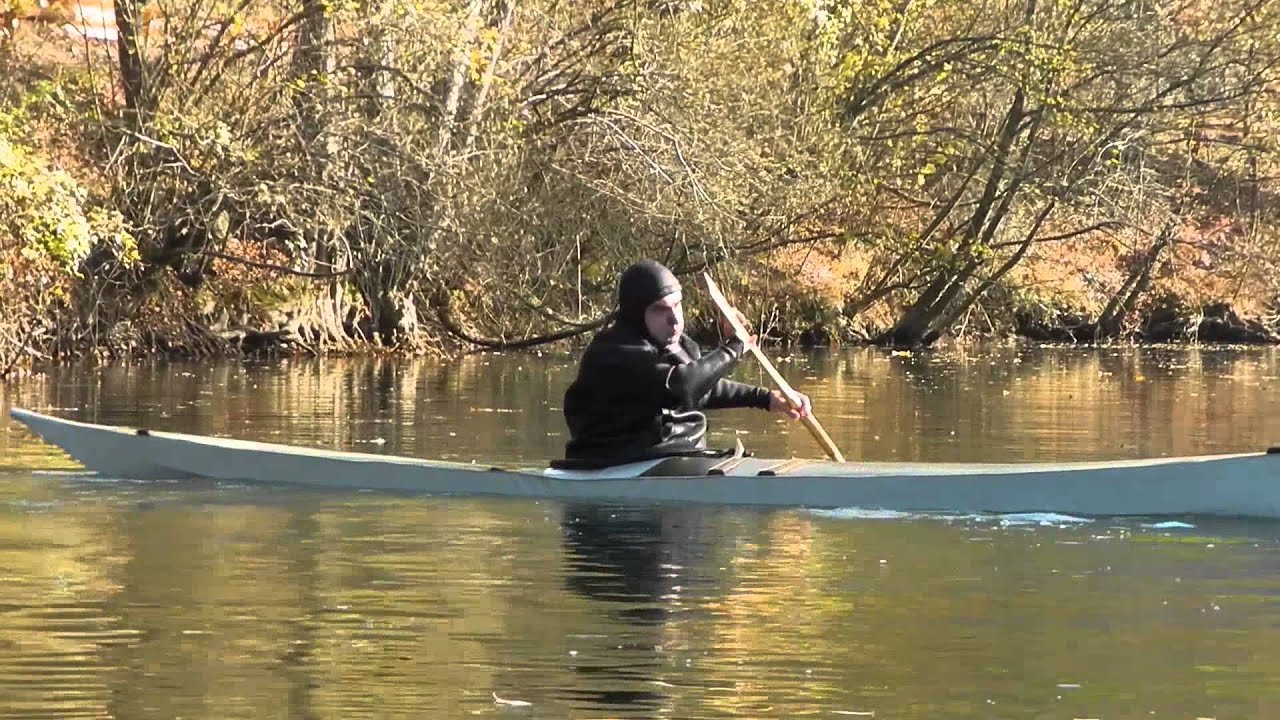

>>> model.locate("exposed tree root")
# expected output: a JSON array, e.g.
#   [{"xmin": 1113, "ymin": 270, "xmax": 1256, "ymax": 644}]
[{"xmin": 435, "ymin": 301, "xmax": 608, "ymax": 350}]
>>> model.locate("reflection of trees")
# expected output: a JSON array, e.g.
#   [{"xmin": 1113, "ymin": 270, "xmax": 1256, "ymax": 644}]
[
  {"xmin": 91, "ymin": 496, "xmax": 529, "ymax": 719},
  {"xmin": 95, "ymin": 502, "xmax": 319, "ymax": 719},
  {"xmin": 8, "ymin": 346, "xmax": 1279, "ymax": 470},
  {"xmin": 850, "ymin": 346, "xmax": 1280, "ymax": 462},
  {"xmin": 0, "ymin": 375, "xmax": 83, "ymax": 470},
  {"xmin": 695, "ymin": 514, "xmax": 1280, "ymax": 718},
  {"xmin": 279, "ymin": 506, "xmax": 322, "ymax": 720},
  {"xmin": 21, "ymin": 354, "xmax": 579, "ymax": 466},
  {"xmin": 674, "ymin": 345, "xmax": 1280, "ymax": 463},
  {"xmin": 6, "ymin": 348, "xmax": 1280, "ymax": 718},
  {"xmin": 0, "ymin": 503, "xmax": 129, "ymax": 718}
]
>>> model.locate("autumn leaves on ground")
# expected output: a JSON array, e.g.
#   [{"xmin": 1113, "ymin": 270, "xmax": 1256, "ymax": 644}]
[{"xmin": 1, "ymin": 0, "xmax": 1278, "ymax": 378}]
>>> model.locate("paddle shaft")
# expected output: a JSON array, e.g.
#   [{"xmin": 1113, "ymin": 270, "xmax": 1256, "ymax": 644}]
[
  {"xmin": 745, "ymin": 343, "xmax": 846, "ymax": 463},
  {"xmin": 703, "ymin": 274, "xmax": 847, "ymax": 463}
]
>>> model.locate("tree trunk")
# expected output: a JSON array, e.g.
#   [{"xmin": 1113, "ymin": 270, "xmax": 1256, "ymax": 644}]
[
  {"xmin": 113, "ymin": 0, "xmax": 151, "ymax": 126},
  {"xmin": 462, "ymin": 0, "xmax": 516, "ymax": 152},
  {"xmin": 875, "ymin": 88, "xmax": 1030, "ymax": 347},
  {"xmin": 1095, "ymin": 220, "xmax": 1175, "ymax": 339},
  {"xmin": 929, "ymin": 201, "xmax": 1056, "ymax": 342},
  {"xmin": 437, "ymin": 0, "xmax": 486, "ymax": 156},
  {"xmin": 359, "ymin": 0, "xmax": 397, "ymax": 120},
  {"xmin": 881, "ymin": 258, "xmax": 983, "ymax": 346},
  {"xmin": 294, "ymin": 0, "xmax": 336, "ymax": 157}
]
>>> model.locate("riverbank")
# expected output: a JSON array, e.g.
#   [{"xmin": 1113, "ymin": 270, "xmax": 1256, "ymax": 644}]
[{"xmin": 3, "ymin": 0, "xmax": 1278, "ymax": 374}]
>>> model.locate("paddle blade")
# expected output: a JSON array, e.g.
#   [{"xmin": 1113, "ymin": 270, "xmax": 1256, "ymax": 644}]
[
  {"xmin": 702, "ymin": 273, "xmax": 752, "ymax": 343},
  {"xmin": 702, "ymin": 272, "xmax": 847, "ymax": 463}
]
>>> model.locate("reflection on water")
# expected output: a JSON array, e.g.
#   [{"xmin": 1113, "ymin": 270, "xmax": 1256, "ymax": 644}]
[
  {"xmin": 560, "ymin": 505, "xmax": 673, "ymax": 713},
  {"xmin": 2, "ymin": 345, "xmax": 1279, "ymax": 468},
  {"xmin": 0, "ymin": 484, "xmax": 1278, "ymax": 718},
  {"xmin": 0, "ymin": 347, "xmax": 1277, "ymax": 718}
]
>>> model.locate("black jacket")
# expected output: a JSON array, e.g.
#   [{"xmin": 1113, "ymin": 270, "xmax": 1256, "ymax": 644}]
[{"xmin": 563, "ymin": 322, "xmax": 772, "ymax": 461}]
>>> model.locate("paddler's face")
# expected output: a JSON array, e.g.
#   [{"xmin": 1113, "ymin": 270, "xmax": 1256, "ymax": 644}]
[{"xmin": 644, "ymin": 290, "xmax": 684, "ymax": 347}]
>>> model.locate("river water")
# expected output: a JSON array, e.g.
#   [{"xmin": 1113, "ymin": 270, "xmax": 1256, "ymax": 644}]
[{"xmin": 1, "ymin": 345, "xmax": 1279, "ymax": 718}]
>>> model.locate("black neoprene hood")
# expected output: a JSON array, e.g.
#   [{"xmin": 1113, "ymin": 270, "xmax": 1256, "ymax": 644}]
[{"xmin": 617, "ymin": 260, "xmax": 681, "ymax": 325}]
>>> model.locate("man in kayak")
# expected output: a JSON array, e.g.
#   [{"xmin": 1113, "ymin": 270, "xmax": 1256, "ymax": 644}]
[{"xmin": 562, "ymin": 259, "xmax": 811, "ymax": 462}]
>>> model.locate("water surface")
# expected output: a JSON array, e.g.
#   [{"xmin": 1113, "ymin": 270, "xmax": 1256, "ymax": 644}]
[{"xmin": 1, "ymin": 346, "xmax": 1279, "ymax": 718}]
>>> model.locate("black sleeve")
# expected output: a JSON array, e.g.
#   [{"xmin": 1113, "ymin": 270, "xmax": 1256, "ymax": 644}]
[
  {"xmin": 591, "ymin": 336, "xmax": 749, "ymax": 408},
  {"xmin": 665, "ymin": 336, "xmax": 755, "ymax": 407},
  {"xmin": 703, "ymin": 379, "xmax": 772, "ymax": 410}
]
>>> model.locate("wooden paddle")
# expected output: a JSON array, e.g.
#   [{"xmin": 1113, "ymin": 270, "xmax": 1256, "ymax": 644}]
[{"xmin": 703, "ymin": 273, "xmax": 846, "ymax": 462}]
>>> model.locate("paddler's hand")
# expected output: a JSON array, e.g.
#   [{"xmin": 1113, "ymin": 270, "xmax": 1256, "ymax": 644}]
[
  {"xmin": 719, "ymin": 306, "xmax": 754, "ymax": 344},
  {"xmin": 768, "ymin": 390, "xmax": 811, "ymax": 419}
]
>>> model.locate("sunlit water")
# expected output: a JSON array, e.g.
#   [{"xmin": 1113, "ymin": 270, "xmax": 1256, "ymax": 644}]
[{"xmin": 1, "ymin": 345, "xmax": 1280, "ymax": 718}]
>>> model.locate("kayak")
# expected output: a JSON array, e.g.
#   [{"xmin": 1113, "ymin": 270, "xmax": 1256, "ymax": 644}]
[{"xmin": 9, "ymin": 407, "xmax": 1280, "ymax": 517}]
